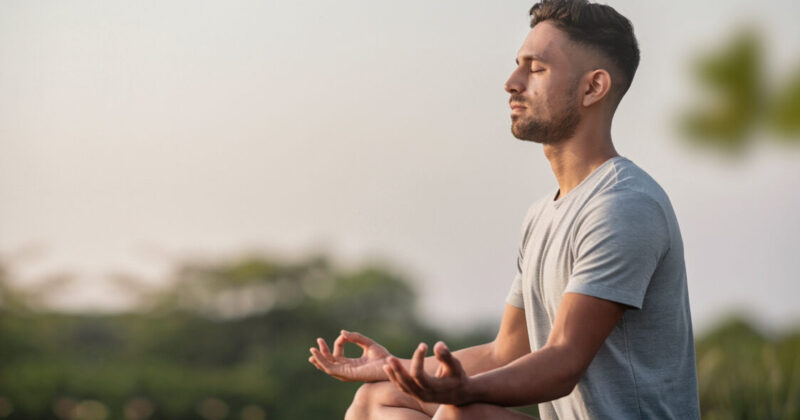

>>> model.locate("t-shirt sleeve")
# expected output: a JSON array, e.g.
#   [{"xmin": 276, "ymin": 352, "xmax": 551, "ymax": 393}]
[
  {"xmin": 506, "ymin": 247, "xmax": 525, "ymax": 308},
  {"xmin": 565, "ymin": 190, "xmax": 670, "ymax": 310}
]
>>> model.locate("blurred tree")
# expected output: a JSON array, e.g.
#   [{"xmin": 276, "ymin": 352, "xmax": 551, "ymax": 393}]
[
  {"xmin": 681, "ymin": 29, "xmax": 800, "ymax": 153},
  {"xmin": 0, "ymin": 255, "xmax": 495, "ymax": 420},
  {"xmin": 767, "ymin": 69, "xmax": 800, "ymax": 139},
  {"xmin": 2, "ymin": 255, "xmax": 799, "ymax": 418}
]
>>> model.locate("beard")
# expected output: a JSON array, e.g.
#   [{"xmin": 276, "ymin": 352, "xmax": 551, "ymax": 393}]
[{"xmin": 510, "ymin": 95, "xmax": 580, "ymax": 144}]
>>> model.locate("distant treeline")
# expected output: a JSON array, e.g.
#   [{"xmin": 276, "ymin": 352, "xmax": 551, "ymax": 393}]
[{"xmin": 0, "ymin": 255, "xmax": 798, "ymax": 420}]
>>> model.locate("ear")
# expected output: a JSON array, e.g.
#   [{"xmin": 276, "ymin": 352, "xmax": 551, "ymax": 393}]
[{"xmin": 581, "ymin": 69, "xmax": 612, "ymax": 107}]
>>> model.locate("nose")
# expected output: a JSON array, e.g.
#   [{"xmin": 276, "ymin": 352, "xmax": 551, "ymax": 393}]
[{"xmin": 504, "ymin": 67, "xmax": 526, "ymax": 94}]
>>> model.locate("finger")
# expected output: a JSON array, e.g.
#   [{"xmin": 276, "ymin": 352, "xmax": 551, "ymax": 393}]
[
  {"xmin": 333, "ymin": 332, "xmax": 346, "ymax": 358},
  {"xmin": 385, "ymin": 362, "xmax": 419, "ymax": 397},
  {"xmin": 309, "ymin": 351, "xmax": 330, "ymax": 372},
  {"xmin": 384, "ymin": 364, "xmax": 404, "ymax": 391},
  {"xmin": 318, "ymin": 338, "xmax": 334, "ymax": 360},
  {"xmin": 309, "ymin": 355, "xmax": 325, "ymax": 371},
  {"xmin": 388, "ymin": 356, "xmax": 426, "ymax": 396},
  {"xmin": 435, "ymin": 363, "xmax": 446, "ymax": 378},
  {"xmin": 311, "ymin": 350, "xmax": 350, "ymax": 381},
  {"xmin": 433, "ymin": 341, "xmax": 462, "ymax": 374},
  {"xmin": 342, "ymin": 330, "xmax": 375, "ymax": 350},
  {"xmin": 410, "ymin": 342, "xmax": 429, "ymax": 387},
  {"xmin": 310, "ymin": 348, "xmax": 335, "ymax": 371}
]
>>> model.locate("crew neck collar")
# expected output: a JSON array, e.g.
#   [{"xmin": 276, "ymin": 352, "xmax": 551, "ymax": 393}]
[{"xmin": 550, "ymin": 156, "xmax": 626, "ymax": 208}]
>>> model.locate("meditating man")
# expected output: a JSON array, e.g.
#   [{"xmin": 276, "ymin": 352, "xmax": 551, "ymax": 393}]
[{"xmin": 309, "ymin": 1, "xmax": 701, "ymax": 418}]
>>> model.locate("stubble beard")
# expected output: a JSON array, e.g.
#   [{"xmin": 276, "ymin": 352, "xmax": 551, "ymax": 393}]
[{"xmin": 511, "ymin": 96, "xmax": 581, "ymax": 145}]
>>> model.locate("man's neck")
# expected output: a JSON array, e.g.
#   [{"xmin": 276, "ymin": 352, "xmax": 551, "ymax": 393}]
[{"xmin": 543, "ymin": 129, "xmax": 618, "ymax": 201}]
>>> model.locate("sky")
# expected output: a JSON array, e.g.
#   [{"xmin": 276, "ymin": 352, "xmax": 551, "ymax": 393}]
[{"xmin": 1, "ymin": 0, "xmax": 799, "ymax": 334}]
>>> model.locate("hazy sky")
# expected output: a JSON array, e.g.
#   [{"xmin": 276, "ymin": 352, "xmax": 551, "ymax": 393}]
[{"xmin": 1, "ymin": 0, "xmax": 799, "ymax": 333}]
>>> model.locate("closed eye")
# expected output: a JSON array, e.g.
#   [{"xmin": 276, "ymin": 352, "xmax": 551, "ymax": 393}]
[{"xmin": 530, "ymin": 69, "xmax": 545, "ymax": 73}]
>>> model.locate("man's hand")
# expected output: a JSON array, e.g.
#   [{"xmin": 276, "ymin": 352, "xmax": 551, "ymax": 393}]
[
  {"xmin": 384, "ymin": 341, "xmax": 472, "ymax": 406},
  {"xmin": 309, "ymin": 330, "xmax": 392, "ymax": 383}
]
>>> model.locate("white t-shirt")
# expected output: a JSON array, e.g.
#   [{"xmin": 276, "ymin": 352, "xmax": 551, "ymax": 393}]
[{"xmin": 507, "ymin": 156, "xmax": 700, "ymax": 419}]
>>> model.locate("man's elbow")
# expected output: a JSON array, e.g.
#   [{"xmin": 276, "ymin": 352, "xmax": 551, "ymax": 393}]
[
  {"xmin": 546, "ymin": 347, "xmax": 588, "ymax": 400},
  {"xmin": 551, "ymin": 374, "xmax": 581, "ymax": 400},
  {"xmin": 529, "ymin": 373, "xmax": 580, "ymax": 403}
]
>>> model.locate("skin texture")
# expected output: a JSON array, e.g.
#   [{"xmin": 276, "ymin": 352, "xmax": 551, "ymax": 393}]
[{"xmin": 309, "ymin": 20, "xmax": 631, "ymax": 420}]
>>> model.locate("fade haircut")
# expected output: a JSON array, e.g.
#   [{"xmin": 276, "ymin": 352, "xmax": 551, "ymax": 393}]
[{"xmin": 529, "ymin": 0, "xmax": 640, "ymax": 99}]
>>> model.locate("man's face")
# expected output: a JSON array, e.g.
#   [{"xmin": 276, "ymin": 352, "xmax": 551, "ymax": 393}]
[{"xmin": 505, "ymin": 21, "xmax": 583, "ymax": 144}]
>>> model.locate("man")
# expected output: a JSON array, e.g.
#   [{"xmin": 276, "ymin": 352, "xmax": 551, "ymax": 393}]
[{"xmin": 309, "ymin": 1, "xmax": 701, "ymax": 419}]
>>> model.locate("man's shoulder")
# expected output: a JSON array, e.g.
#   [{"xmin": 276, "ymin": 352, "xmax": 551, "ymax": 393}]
[{"xmin": 588, "ymin": 157, "xmax": 676, "ymax": 220}]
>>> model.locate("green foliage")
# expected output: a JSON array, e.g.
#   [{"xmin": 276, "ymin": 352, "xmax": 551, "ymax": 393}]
[
  {"xmin": 682, "ymin": 30, "xmax": 762, "ymax": 151},
  {"xmin": 768, "ymin": 70, "xmax": 800, "ymax": 139},
  {"xmin": 1, "ymin": 256, "xmax": 798, "ymax": 419},
  {"xmin": 0, "ymin": 255, "xmax": 493, "ymax": 419},
  {"xmin": 696, "ymin": 317, "xmax": 800, "ymax": 419},
  {"xmin": 680, "ymin": 29, "xmax": 800, "ymax": 153}
]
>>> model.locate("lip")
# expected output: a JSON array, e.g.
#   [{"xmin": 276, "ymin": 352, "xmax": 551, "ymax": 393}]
[{"xmin": 510, "ymin": 104, "xmax": 526, "ymax": 114}]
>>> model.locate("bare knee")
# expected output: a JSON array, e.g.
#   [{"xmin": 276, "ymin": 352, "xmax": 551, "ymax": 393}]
[
  {"xmin": 433, "ymin": 404, "xmax": 535, "ymax": 420},
  {"xmin": 433, "ymin": 404, "xmax": 471, "ymax": 420},
  {"xmin": 434, "ymin": 404, "xmax": 503, "ymax": 420},
  {"xmin": 345, "ymin": 382, "xmax": 414, "ymax": 420},
  {"xmin": 345, "ymin": 383, "xmax": 378, "ymax": 420}
]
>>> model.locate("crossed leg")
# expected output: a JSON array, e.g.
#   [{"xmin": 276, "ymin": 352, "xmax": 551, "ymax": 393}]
[
  {"xmin": 345, "ymin": 382, "xmax": 437, "ymax": 420},
  {"xmin": 345, "ymin": 382, "xmax": 539, "ymax": 420}
]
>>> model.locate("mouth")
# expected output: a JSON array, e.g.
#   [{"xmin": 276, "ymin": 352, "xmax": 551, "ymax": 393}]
[{"xmin": 510, "ymin": 103, "xmax": 526, "ymax": 114}]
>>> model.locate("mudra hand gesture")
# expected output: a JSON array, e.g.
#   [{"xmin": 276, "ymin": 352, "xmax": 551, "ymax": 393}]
[
  {"xmin": 309, "ymin": 330, "xmax": 392, "ymax": 383},
  {"xmin": 384, "ymin": 341, "xmax": 471, "ymax": 406}
]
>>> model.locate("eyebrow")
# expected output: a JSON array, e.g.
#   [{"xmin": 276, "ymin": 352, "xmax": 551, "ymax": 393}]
[{"xmin": 515, "ymin": 54, "xmax": 548, "ymax": 65}]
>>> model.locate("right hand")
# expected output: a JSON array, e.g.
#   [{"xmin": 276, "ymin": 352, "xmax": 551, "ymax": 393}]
[{"xmin": 309, "ymin": 330, "xmax": 392, "ymax": 382}]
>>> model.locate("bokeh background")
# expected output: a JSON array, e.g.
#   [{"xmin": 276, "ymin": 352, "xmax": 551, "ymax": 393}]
[{"xmin": 1, "ymin": 0, "xmax": 799, "ymax": 419}]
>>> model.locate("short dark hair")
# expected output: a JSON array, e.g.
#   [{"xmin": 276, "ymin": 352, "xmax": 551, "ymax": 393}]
[{"xmin": 529, "ymin": 0, "xmax": 640, "ymax": 97}]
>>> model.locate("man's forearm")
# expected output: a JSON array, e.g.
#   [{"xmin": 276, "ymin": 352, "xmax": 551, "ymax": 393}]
[{"xmin": 465, "ymin": 344, "xmax": 582, "ymax": 407}]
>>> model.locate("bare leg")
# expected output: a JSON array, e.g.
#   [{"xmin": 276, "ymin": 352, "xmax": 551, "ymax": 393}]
[
  {"xmin": 345, "ymin": 382, "xmax": 439, "ymax": 420},
  {"xmin": 433, "ymin": 403, "xmax": 540, "ymax": 420}
]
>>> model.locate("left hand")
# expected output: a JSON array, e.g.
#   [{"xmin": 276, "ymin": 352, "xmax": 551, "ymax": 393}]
[
  {"xmin": 309, "ymin": 330, "xmax": 392, "ymax": 383},
  {"xmin": 383, "ymin": 341, "xmax": 472, "ymax": 406}
]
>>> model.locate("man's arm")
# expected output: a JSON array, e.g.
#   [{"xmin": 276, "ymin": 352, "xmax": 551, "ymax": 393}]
[
  {"xmin": 384, "ymin": 292, "xmax": 625, "ymax": 406},
  {"xmin": 465, "ymin": 293, "xmax": 625, "ymax": 405}
]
